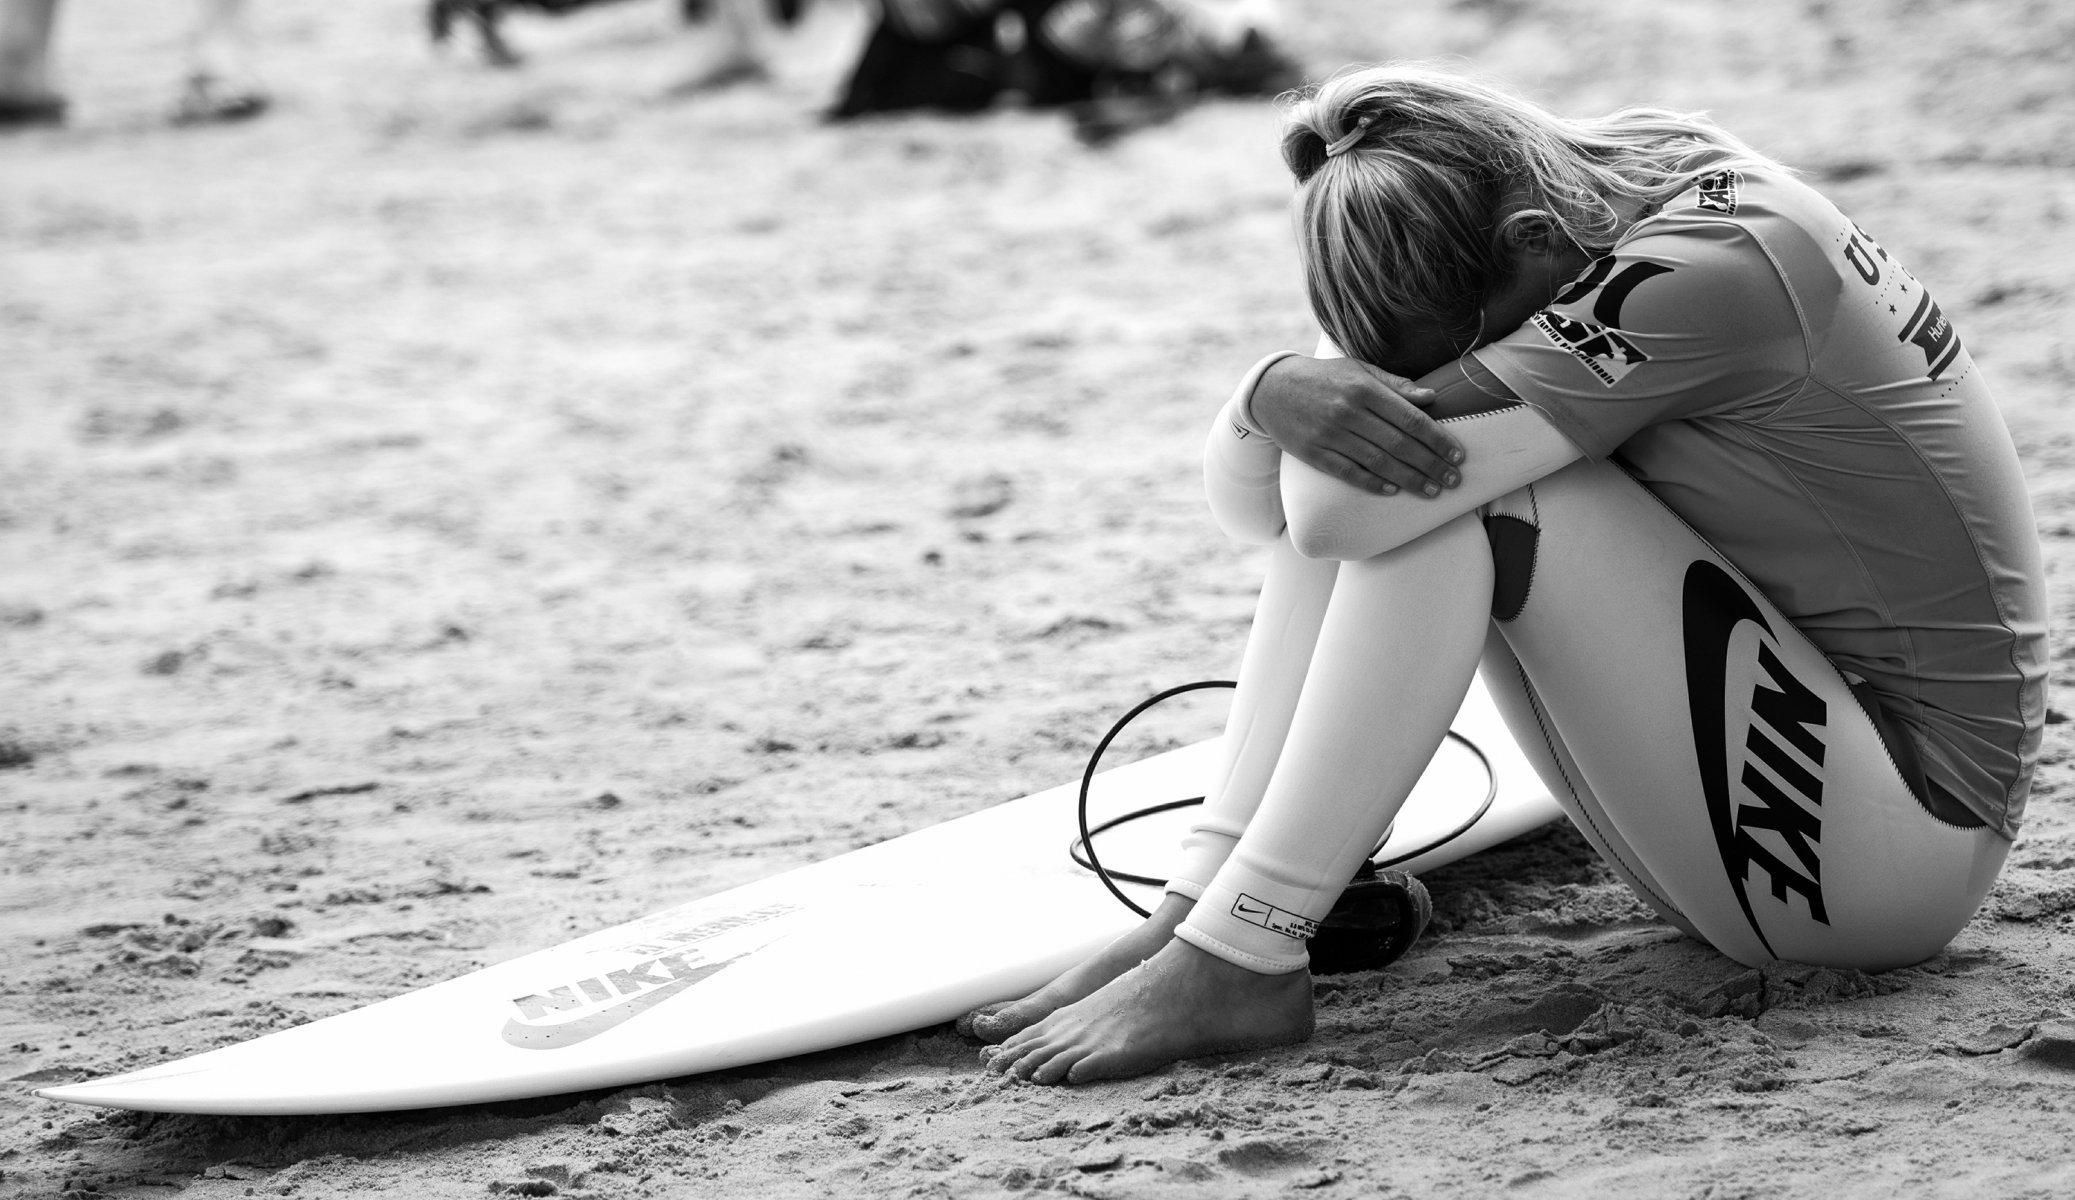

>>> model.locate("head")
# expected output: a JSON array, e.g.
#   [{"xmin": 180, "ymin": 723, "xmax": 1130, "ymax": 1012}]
[{"xmin": 1281, "ymin": 65, "xmax": 1781, "ymax": 376}]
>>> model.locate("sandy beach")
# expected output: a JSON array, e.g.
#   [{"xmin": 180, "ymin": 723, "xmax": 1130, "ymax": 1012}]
[{"xmin": 5, "ymin": 0, "xmax": 2075, "ymax": 1195}]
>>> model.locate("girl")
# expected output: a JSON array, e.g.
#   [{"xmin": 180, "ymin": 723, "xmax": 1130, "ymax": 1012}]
[{"xmin": 965, "ymin": 64, "xmax": 2048, "ymax": 1085}]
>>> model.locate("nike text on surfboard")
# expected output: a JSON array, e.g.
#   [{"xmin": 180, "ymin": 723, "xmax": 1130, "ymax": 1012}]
[{"xmin": 502, "ymin": 903, "xmax": 798, "ymax": 1049}]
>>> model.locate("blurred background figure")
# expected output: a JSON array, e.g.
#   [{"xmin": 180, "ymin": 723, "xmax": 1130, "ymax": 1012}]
[
  {"xmin": 0, "ymin": 0, "xmax": 267, "ymax": 127},
  {"xmin": 430, "ymin": 0, "xmax": 803, "ymax": 93},
  {"xmin": 828, "ymin": 0, "xmax": 1302, "ymax": 142},
  {"xmin": 174, "ymin": 0, "xmax": 268, "ymax": 123},
  {"xmin": 0, "ymin": 0, "xmax": 63, "ymax": 124}
]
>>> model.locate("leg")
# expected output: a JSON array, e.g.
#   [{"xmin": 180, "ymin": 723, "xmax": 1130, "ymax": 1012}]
[
  {"xmin": 664, "ymin": 0, "xmax": 770, "ymax": 96},
  {"xmin": 961, "ymin": 537, "xmax": 1339, "ymax": 1041},
  {"xmin": 1478, "ymin": 627, "xmax": 1700, "ymax": 939},
  {"xmin": 173, "ymin": 0, "xmax": 268, "ymax": 124},
  {"xmin": 1491, "ymin": 459, "xmax": 2009, "ymax": 969},
  {"xmin": 0, "ymin": 0, "xmax": 64, "ymax": 125},
  {"xmin": 985, "ymin": 512, "xmax": 1493, "ymax": 1083}
]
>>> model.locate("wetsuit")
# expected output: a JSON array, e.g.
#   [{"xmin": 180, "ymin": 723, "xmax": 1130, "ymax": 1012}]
[{"xmin": 1178, "ymin": 166, "xmax": 2047, "ymax": 973}]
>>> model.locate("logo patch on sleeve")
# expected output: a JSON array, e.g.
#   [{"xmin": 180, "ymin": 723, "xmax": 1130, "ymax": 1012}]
[
  {"xmin": 1531, "ymin": 311, "xmax": 1651, "ymax": 387},
  {"xmin": 1695, "ymin": 168, "xmax": 1743, "ymax": 216},
  {"xmin": 1231, "ymin": 894, "xmax": 1319, "ymax": 941},
  {"xmin": 1897, "ymin": 289, "xmax": 1964, "ymax": 381}
]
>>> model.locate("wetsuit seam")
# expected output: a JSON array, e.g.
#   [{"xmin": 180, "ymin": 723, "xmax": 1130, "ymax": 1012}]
[
  {"xmin": 1631, "ymin": 198, "xmax": 1817, "ymax": 425},
  {"xmin": 1619, "ymin": 441, "xmax": 1964, "ymax": 830},
  {"xmin": 1521, "ymin": 482, "xmax": 1543, "ymax": 618},
  {"xmin": 1736, "ymin": 195, "xmax": 2026, "ymax": 831},
  {"xmin": 1715, "ymin": 415, "xmax": 1920, "ymax": 717},
  {"xmin": 1510, "ymin": 656, "xmax": 1686, "ymax": 921},
  {"xmin": 1736, "ymin": 212, "xmax": 1820, "ymax": 421},
  {"xmin": 1816, "ymin": 373, "xmax": 2031, "ymax": 833}
]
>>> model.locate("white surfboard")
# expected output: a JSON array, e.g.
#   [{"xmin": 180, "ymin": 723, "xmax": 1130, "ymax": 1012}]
[{"xmin": 37, "ymin": 674, "xmax": 1562, "ymax": 1115}]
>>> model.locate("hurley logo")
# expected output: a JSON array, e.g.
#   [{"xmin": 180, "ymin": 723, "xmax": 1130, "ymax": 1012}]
[
  {"xmin": 1681, "ymin": 561, "xmax": 1830, "ymax": 959},
  {"xmin": 1897, "ymin": 290, "xmax": 1963, "ymax": 381},
  {"xmin": 1531, "ymin": 312, "xmax": 1650, "ymax": 387},
  {"xmin": 1536, "ymin": 258, "xmax": 1676, "ymax": 388}
]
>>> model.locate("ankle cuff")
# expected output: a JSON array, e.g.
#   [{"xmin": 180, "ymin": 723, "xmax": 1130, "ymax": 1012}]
[{"xmin": 1178, "ymin": 913, "xmax": 1303, "ymax": 971}]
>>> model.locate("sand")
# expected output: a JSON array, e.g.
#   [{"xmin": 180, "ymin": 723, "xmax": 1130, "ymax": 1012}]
[{"xmin": 4, "ymin": 0, "xmax": 2075, "ymax": 1196}]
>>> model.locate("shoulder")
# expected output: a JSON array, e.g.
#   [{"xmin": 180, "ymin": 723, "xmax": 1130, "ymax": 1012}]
[
  {"xmin": 1614, "ymin": 167, "xmax": 1846, "ymax": 298},
  {"xmin": 1471, "ymin": 171, "xmax": 1813, "ymax": 429},
  {"xmin": 1555, "ymin": 172, "xmax": 1823, "ymax": 345}
]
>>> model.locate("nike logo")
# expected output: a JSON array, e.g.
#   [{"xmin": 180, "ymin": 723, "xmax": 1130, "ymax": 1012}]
[
  {"xmin": 1231, "ymin": 893, "xmax": 1319, "ymax": 940},
  {"xmin": 501, "ymin": 952, "xmax": 746, "ymax": 1050},
  {"xmin": 1682, "ymin": 561, "xmax": 1830, "ymax": 959}
]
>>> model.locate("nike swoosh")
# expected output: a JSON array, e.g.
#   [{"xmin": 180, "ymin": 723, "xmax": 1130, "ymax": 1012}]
[
  {"xmin": 501, "ymin": 954, "xmax": 742, "ymax": 1051},
  {"xmin": 1681, "ymin": 560, "xmax": 1777, "ymax": 958}
]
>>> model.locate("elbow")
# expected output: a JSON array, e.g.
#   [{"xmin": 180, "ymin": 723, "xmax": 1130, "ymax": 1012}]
[
  {"xmin": 1279, "ymin": 458, "xmax": 1422, "ymax": 561},
  {"xmin": 1204, "ymin": 482, "xmax": 1288, "ymax": 546},
  {"xmin": 1213, "ymin": 508, "xmax": 1288, "ymax": 547}
]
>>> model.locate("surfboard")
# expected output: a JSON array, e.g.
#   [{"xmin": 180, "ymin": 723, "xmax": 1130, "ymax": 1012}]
[{"xmin": 37, "ymin": 673, "xmax": 1563, "ymax": 1115}]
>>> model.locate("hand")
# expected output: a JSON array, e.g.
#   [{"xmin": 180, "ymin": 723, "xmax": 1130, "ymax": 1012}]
[{"xmin": 1249, "ymin": 356, "xmax": 1464, "ymax": 497}]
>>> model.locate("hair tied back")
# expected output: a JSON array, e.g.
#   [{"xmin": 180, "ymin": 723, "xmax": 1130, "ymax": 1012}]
[{"xmin": 1324, "ymin": 112, "xmax": 1376, "ymax": 158}]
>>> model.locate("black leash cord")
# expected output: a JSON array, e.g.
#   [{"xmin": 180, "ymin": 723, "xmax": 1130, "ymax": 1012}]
[
  {"xmin": 1070, "ymin": 680, "xmax": 1500, "ymax": 918},
  {"xmin": 1373, "ymin": 731, "xmax": 1496, "ymax": 869},
  {"xmin": 1074, "ymin": 681, "xmax": 1235, "ymax": 919}
]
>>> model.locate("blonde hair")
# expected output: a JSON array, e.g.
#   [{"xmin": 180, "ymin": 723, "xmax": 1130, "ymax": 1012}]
[{"xmin": 1281, "ymin": 64, "xmax": 1787, "ymax": 365}]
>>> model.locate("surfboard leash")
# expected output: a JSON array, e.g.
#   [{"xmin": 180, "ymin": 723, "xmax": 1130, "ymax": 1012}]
[{"xmin": 1069, "ymin": 680, "xmax": 1498, "ymax": 972}]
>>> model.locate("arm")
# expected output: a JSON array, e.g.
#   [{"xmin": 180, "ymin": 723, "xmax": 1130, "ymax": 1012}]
[
  {"xmin": 1202, "ymin": 352, "xmax": 1299, "ymax": 545},
  {"xmin": 1204, "ymin": 348, "xmax": 1582, "ymax": 558},
  {"xmin": 1202, "ymin": 335, "xmax": 1482, "ymax": 546},
  {"xmin": 1280, "ymin": 357, "xmax": 1580, "ymax": 560}
]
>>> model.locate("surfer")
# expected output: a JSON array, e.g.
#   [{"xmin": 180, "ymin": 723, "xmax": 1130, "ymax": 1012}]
[{"xmin": 964, "ymin": 63, "xmax": 2046, "ymax": 1084}]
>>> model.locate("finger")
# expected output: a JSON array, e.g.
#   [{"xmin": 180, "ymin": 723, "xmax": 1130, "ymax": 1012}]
[
  {"xmin": 1312, "ymin": 422, "xmax": 1456, "ymax": 497},
  {"xmin": 1335, "ymin": 411, "xmax": 1463, "ymax": 494},
  {"xmin": 1350, "ymin": 366, "xmax": 1466, "ymax": 472},
  {"xmin": 1356, "ymin": 361, "xmax": 1440, "ymax": 405},
  {"xmin": 1310, "ymin": 447, "xmax": 1405, "ymax": 497}
]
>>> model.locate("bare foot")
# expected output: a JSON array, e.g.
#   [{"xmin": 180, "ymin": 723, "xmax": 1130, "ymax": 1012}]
[
  {"xmin": 957, "ymin": 893, "xmax": 1194, "ymax": 1044},
  {"xmin": 979, "ymin": 938, "xmax": 1314, "ymax": 1085}
]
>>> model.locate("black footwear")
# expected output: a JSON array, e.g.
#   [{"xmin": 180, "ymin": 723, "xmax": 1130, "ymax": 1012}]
[
  {"xmin": 1308, "ymin": 865, "xmax": 1434, "ymax": 975},
  {"xmin": 171, "ymin": 73, "xmax": 269, "ymax": 126},
  {"xmin": 826, "ymin": 13, "xmax": 1005, "ymax": 120},
  {"xmin": 0, "ymin": 93, "xmax": 66, "ymax": 128}
]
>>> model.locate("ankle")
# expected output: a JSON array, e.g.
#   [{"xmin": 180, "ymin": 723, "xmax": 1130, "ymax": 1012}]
[
  {"xmin": 1147, "ymin": 891, "xmax": 1196, "ymax": 931},
  {"xmin": 1162, "ymin": 936, "xmax": 1309, "ymax": 988}
]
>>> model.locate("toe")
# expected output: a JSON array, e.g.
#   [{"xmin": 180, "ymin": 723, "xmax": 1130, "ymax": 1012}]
[
  {"xmin": 970, "ymin": 1002, "xmax": 1036, "ymax": 1043},
  {"xmin": 995, "ymin": 1020, "xmax": 1045, "ymax": 1055},
  {"xmin": 1063, "ymin": 1045, "xmax": 1138, "ymax": 1084},
  {"xmin": 1009, "ymin": 1041, "xmax": 1059, "ymax": 1082},
  {"xmin": 1030, "ymin": 1045, "xmax": 1087, "ymax": 1086},
  {"xmin": 955, "ymin": 1002, "xmax": 1008, "ymax": 1039}
]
